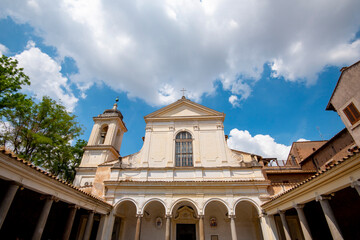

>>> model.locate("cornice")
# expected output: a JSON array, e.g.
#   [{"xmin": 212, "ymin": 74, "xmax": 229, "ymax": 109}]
[
  {"xmin": 84, "ymin": 145, "xmax": 120, "ymax": 155},
  {"xmin": 104, "ymin": 179, "xmax": 271, "ymax": 188},
  {"xmin": 92, "ymin": 116, "xmax": 128, "ymax": 132}
]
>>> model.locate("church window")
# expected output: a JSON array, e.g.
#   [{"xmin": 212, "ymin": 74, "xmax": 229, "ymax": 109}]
[
  {"xmin": 99, "ymin": 125, "xmax": 108, "ymax": 144},
  {"xmin": 175, "ymin": 131, "xmax": 193, "ymax": 167},
  {"xmin": 343, "ymin": 102, "xmax": 360, "ymax": 125}
]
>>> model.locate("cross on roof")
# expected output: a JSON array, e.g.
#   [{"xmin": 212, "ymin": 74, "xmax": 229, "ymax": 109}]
[{"xmin": 181, "ymin": 88, "xmax": 187, "ymax": 97}]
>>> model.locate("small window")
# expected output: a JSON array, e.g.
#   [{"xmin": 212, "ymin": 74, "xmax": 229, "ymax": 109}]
[
  {"xmin": 343, "ymin": 102, "xmax": 360, "ymax": 125},
  {"xmin": 175, "ymin": 131, "xmax": 193, "ymax": 167}
]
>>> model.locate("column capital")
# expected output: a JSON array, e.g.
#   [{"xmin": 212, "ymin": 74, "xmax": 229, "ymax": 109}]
[
  {"xmin": 136, "ymin": 214, "xmax": 143, "ymax": 218},
  {"xmin": 165, "ymin": 214, "xmax": 172, "ymax": 219},
  {"xmin": 198, "ymin": 214, "xmax": 204, "ymax": 219},
  {"xmin": 9, "ymin": 181, "xmax": 22, "ymax": 187},
  {"xmin": 228, "ymin": 214, "xmax": 236, "ymax": 219},
  {"xmin": 277, "ymin": 209, "xmax": 286, "ymax": 215},
  {"xmin": 350, "ymin": 177, "xmax": 360, "ymax": 188},
  {"xmin": 315, "ymin": 194, "xmax": 332, "ymax": 202},
  {"xmin": 259, "ymin": 210, "xmax": 267, "ymax": 218},
  {"xmin": 68, "ymin": 204, "xmax": 80, "ymax": 209},
  {"xmin": 40, "ymin": 195, "xmax": 59, "ymax": 202},
  {"xmin": 294, "ymin": 203, "xmax": 305, "ymax": 209}
]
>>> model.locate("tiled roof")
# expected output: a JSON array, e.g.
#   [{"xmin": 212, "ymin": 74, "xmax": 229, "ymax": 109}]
[
  {"xmin": 264, "ymin": 169, "xmax": 317, "ymax": 174},
  {"xmin": 262, "ymin": 146, "xmax": 360, "ymax": 206},
  {"xmin": 0, "ymin": 147, "xmax": 111, "ymax": 206},
  {"xmin": 107, "ymin": 179, "xmax": 270, "ymax": 183}
]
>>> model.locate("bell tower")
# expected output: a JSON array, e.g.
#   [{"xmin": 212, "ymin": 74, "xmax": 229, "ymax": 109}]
[{"xmin": 74, "ymin": 99, "xmax": 127, "ymax": 187}]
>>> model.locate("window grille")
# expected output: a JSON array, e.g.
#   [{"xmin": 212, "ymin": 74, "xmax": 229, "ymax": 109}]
[{"xmin": 175, "ymin": 131, "xmax": 193, "ymax": 167}]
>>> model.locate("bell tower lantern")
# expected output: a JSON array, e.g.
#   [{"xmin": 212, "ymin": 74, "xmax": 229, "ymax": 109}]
[{"xmin": 79, "ymin": 99, "xmax": 127, "ymax": 168}]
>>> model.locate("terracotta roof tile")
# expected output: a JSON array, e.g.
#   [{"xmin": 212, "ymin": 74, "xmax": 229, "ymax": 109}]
[
  {"xmin": 262, "ymin": 146, "xmax": 360, "ymax": 206},
  {"xmin": 0, "ymin": 146, "xmax": 111, "ymax": 206}
]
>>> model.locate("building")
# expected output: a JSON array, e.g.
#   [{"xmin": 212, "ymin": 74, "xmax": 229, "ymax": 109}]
[
  {"xmin": 74, "ymin": 96, "xmax": 271, "ymax": 240},
  {"xmin": 0, "ymin": 60, "xmax": 360, "ymax": 240}
]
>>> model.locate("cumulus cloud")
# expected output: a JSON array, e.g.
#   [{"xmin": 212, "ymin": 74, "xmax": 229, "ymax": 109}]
[
  {"xmin": 227, "ymin": 129, "xmax": 291, "ymax": 160},
  {"xmin": 0, "ymin": 43, "xmax": 8, "ymax": 55},
  {"xmin": 229, "ymin": 95, "xmax": 240, "ymax": 107},
  {"xmin": 1, "ymin": 0, "xmax": 360, "ymax": 105},
  {"xmin": 14, "ymin": 41, "xmax": 78, "ymax": 111}
]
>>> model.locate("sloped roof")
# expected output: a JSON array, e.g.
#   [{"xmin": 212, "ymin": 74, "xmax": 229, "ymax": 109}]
[
  {"xmin": 144, "ymin": 97, "xmax": 225, "ymax": 122},
  {"xmin": 0, "ymin": 147, "xmax": 111, "ymax": 206},
  {"xmin": 262, "ymin": 146, "xmax": 360, "ymax": 206},
  {"xmin": 326, "ymin": 60, "xmax": 360, "ymax": 111}
]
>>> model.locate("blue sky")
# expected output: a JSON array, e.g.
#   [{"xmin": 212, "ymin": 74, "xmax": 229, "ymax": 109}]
[{"xmin": 1, "ymin": 0, "xmax": 360, "ymax": 159}]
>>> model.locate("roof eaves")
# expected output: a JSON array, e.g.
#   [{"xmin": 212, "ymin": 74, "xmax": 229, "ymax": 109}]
[
  {"xmin": 262, "ymin": 146, "xmax": 360, "ymax": 206},
  {"xmin": 326, "ymin": 60, "xmax": 360, "ymax": 111},
  {"xmin": 0, "ymin": 147, "xmax": 112, "ymax": 207}
]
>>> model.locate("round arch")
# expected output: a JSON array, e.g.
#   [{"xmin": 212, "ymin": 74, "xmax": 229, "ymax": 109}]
[
  {"xmin": 114, "ymin": 198, "xmax": 139, "ymax": 214},
  {"xmin": 170, "ymin": 198, "xmax": 200, "ymax": 215},
  {"xmin": 233, "ymin": 198, "xmax": 261, "ymax": 215},
  {"xmin": 173, "ymin": 129, "xmax": 194, "ymax": 140},
  {"xmin": 203, "ymin": 198, "xmax": 231, "ymax": 215},
  {"xmin": 141, "ymin": 198, "xmax": 167, "ymax": 214}
]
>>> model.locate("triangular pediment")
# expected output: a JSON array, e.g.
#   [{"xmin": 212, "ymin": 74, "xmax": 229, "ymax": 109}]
[{"xmin": 145, "ymin": 97, "xmax": 225, "ymax": 122}]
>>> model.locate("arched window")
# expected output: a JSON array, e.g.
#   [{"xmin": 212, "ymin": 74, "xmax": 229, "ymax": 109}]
[
  {"xmin": 175, "ymin": 131, "xmax": 193, "ymax": 167},
  {"xmin": 99, "ymin": 125, "xmax": 108, "ymax": 144}
]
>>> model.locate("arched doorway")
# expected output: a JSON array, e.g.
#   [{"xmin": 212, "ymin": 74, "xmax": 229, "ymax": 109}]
[
  {"xmin": 235, "ymin": 200, "xmax": 263, "ymax": 240},
  {"xmin": 204, "ymin": 200, "xmax": 231, "ymax": 240},
  {"xmin": 171, "ymin": 200, "xmax": 199, "ymax": 240},
  {"xmin": 112, "ymin": 200, "xmax": 137, "ymax": 240},
  {"xmin": 140, "ymin": 200, "xmax": 166, "ymax": 240}
]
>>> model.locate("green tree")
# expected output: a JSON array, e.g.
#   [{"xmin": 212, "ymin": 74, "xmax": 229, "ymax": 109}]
[
  {"xmin": 0, "ymin": 55, "xmax": 30, "ymax": 113},
  {"xmin": 1, "ymin": 96, "xmax": 85, "ymax": 182},
  {"xmin": 0, "ymin": 54, "xmax": 86, "ymax": 182}
]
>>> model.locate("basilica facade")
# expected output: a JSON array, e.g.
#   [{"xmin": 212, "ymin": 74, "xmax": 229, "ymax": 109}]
[{"xmin": 74, "ymin": 96, "xmax": 272, "ymax": 240}]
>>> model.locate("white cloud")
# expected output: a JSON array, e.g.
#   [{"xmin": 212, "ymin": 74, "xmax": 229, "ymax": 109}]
[
  {"xmin": 296, "ymin": 138, "xmax": 310, "ymax": 142},
  {"xmin": 227, "ymin": 129, "xmax": 291, "ymax": 160},
  {"xmin": 0, "ymin": 43, "xmax": 8, "ymax": 55},
  {"xmin": 1, "ymin": 0, "xmax": 360, "ymax": 105},
  {"xmin": 228, "ymin": 95, "xmax": 239, "ymax": 107},
  {"xmin": 14, "ymin": 41, "xmax": 78, "ymax": 111}
]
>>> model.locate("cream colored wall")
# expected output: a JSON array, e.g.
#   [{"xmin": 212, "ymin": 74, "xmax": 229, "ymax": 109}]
[
  {"xmin": 331, "ymin": 63, "xmax": 360, "ymax": 146},
  {"xmin": 124, "ymin": 119, "xmax": 255, "ymax": 168}
]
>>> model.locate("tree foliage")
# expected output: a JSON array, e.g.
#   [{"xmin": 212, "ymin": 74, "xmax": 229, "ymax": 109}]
[
  {"xmin": 0, "ymin": 55, "xmax": 86, "ymax": 182},
  {"xmin": 0, "ymin": 96, "xmax": 85, "ymax": 181},
  {"xmin": 0, "ymin": 55, "xmax": 30, "ymax": 113}
]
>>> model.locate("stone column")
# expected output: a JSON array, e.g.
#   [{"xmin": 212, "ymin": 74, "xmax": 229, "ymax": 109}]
[
  {"xmin": 351, "ymin": 179, "xmax": 360, "ymax": 196},
  {"xmin": 83, "ymin": 211, "xmax": 95, "ymax": 240},
  {"xmin": 199, "ymin": 215, "xmax": 205, "ymax": 240},
  {"xmin": 0, "ymin": 182, "xmax": 19, "ymax": 229},
  {"xmin": 294, "ymin": 204, "xmax": 312, "ymax": 240},
  {"xmin": 100, "ymin": 210, "xmax": 115, "ymax": 240},
  {"xmin": 134, "ymin": 214, "xmax": 142, "ymax": 240},
  {"xmin": 267, "ymin": 214, "xmax": 280, "ymax": 240},
  {"xmin": 229, "ymin": 215, "xmax": 237, "ymax": 240},
  {"xmin": 278, "ymin": 210, "xmax": 291, "ymax": 240},
  {"xmin": 317, "ymin": 195, "xmax": 343, "ymax": 240},
  {"xmin": 259, "ymin": 213, "xmax": 270, "ymax": 240},
  {"xmin": 32, "ymin": 196, "xmax": 54, "ymax": 240},
  {"xmin": 165, "ymin": 215, "xmax": 171, "ymax": 240},
  {"xmin": 62, "ymin": 205, "xmax": 78, "ymax": 240},
  {"xmin": 96, "ymin": 214, "xmax": 107, "ymax": 240}
]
